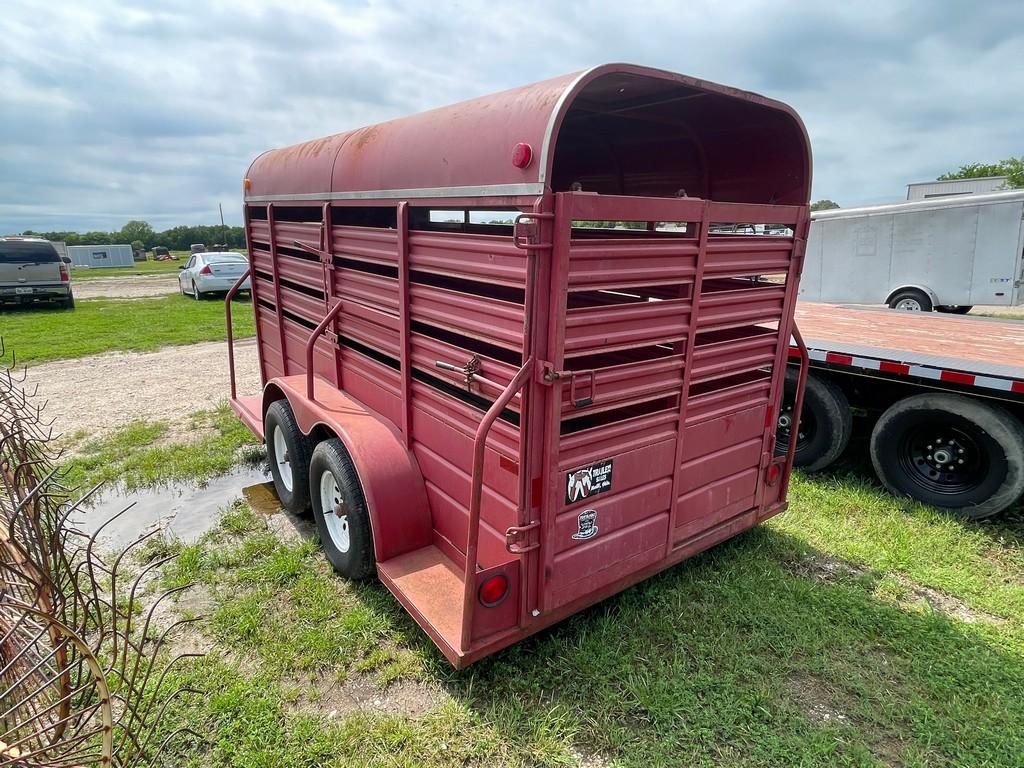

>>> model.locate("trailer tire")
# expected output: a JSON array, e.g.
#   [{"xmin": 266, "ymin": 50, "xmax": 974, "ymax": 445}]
[
  {"xmin": 310, "ymin": 439, "xmax": 375, "ymax": 580},
  {"xmin": 888, "ymin": 289, "xmax": 932, "ymax": 312},
  {"xmin": 869, "ymin": 393, "xmax": 1024, "ymax": 519},
  {"xmin": 775, "ymin": 369, "xmax": 852, "ymax": 472},
  {"xmin": 265, "ymin": 400, "xmax": 314, "ymax": 515},
  {"xmin": 937, "ymin": 305, "xmax": 972, "ymax": 315}
]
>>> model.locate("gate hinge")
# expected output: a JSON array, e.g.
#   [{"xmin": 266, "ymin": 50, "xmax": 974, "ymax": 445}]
[{"xmin": 505, "ymin": 521, "xmax": 540, "ymax": 554}]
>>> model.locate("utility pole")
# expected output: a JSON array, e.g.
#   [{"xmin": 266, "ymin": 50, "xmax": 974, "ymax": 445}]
[{"xmin": 219, "ymin": 203, "xmax": 227, "ymax": 247}]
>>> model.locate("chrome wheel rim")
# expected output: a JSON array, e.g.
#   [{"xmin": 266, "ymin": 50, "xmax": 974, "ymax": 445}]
[
  {"xmin": 320, "ymin": 470, "xmax": 350, "ymax": 552},
  {"xmin": 273, "ymin": 426, "xmax": 292, "ymax": 492}
]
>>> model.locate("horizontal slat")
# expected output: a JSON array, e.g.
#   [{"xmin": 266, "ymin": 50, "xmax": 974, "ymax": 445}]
[
  {"xmin": 410, "ymin": 283, "xmax": 524, "ymax": 352},
  {"xmin": 704, "ymin": 238, "xmax": 793, "ymax": 277},
  {"xmin": 276, "ymin": 253, "xmax": 324, "ymax": 288},
  {"xmin": 565, "ymin": 299, "xmax": 690, "ymax": 356},
  {"xmin": 560, "ymin": 355, "xmax": 683, "ymax": 416},
  {"xmin": 331, "ymin": 226, "xmax": 399, "ymax": 267},
  {"xmin": 333, "ymin": 268, "xmax": 399, "ymax": 315},
  {"xmin": 691, "ymin": 327, "xmax": 778, "ymax": 385},
  {"xmin": 410, "ymin": 333, "xmax": 521, "ymax": 410},
  {"xmin": 686, "ymin": 376, "xmax": 771, "ymax": 425},
  {"xmin": 567, "ymin": 239, "xmax": 698, "ymax": 291},
  {"xmin": 708, "ymin": 201, "xmax": 802, "ymax": 226},
  {"xmin": 279, "ymin": 284, "xmax": 325, "ymax": 324},
  {"xmin": 274, "ymin": 221, "xmax": 322, "ymax": 252},
  {"xmin": 409, "ymin": 230, "xmax": 528, "ymax": 288}
]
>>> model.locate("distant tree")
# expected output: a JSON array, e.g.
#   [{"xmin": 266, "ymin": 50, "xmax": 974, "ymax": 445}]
[
  {"xmin": 130, "ymin": 239, "xmax": 145, "ymax": 252},
  {"xmin": 938, "ymin": 157, "xmax": 1024, "ymax": 188},
  {"xmin": 811, "ymin": 199, "xmax": 841, "ymax": 211},
  {"xmin": 119, "ymin": 220, "xmax": 155, "ymax": 247}
]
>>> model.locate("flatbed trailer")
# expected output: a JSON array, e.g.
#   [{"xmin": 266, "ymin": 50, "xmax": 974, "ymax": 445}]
[{"xmin": 781, "ymin": 303, "xmax": 1024, "ymax": 518}]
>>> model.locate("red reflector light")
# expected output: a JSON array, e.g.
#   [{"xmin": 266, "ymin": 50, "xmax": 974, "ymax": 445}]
[
  {"xmin": 199, "ymin": 264, "xmax": 212, "ymax": 275},
  {"xmin": 478, "ymin": 573, "xmax": 509, "ymax": 607},
  {"xmin": 766, "ymin": 463, "xmax": 782, "ymax": 486},
  {"xmin": 511, "ymin": 142, "xmax": 533, "ymax": 169}
]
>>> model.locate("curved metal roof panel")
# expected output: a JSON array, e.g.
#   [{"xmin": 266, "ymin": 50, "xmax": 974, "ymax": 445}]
[{"xmin": 245, "ymin": 63, "xmax": 810, "ymax": 204}]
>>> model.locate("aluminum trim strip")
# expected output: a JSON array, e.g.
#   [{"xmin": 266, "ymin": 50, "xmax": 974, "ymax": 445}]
[
  {"xmin": 245, "ymin": 183, "xmax": 546, "ymax": 202},
  {"xmin": 537, "ymin": 66, "xmax": 599, "ymax": 186}
]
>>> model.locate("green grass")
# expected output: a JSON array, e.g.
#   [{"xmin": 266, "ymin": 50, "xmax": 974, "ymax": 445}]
[
  {"xmin": 142, "ymin": 469, "xmax": 1024, "ymax": 768},
  {"xmin": 61, "ymin": 405, "xmax": 262, "ymax": 490},
  {"xmin": 0, "ymin": 294, "xmax": 255, "ymax": 366}
]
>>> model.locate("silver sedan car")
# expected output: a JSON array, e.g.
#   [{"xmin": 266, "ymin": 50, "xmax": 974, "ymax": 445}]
[{"xmin": 178, "ymin": 252, "xmax": 251, "ymax": 299}]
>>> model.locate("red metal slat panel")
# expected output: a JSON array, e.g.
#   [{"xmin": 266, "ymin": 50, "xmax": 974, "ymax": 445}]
[
  {"xmin": 331, "ymin": 226, "xmax": 400, "ymax": 268},
  {"xmin": 678, "ymin": 437, "xmax": 763, "ymax": 495},
  {"xmin": 697, "ymin": 285, "xmax": 787, "ymax": 331},
  {"xmin": 680, "ymin": 404, "xmax": 767, "ymax": 463},
  {"xmin": 337, "ymin": 347, "xmax": 403, "ymax": 428},
  {"xmin": 559, "ymin": 356, "xmax": 684, "ymax": 416},
  {"xmin": 564, "ymin": 299, "xmax": 690, "ymax": 356},
  {"xmin": 410, "ymin": 381, "xmax": 520, "ymax": 459},
  {"xmin": 708, "ymin": 201, "xmax": 802, "ymax": 226},
  {"xmin": 276, "ymin": 253, "xmax": 325, "ymax": 289},
  {"xmin": 278, "ymin": 284, "xmax": 326, "ymax": 326},
  {"xmin": 691, "ymin": 329, "xmax": 778, "ymax": 385},
  {"xmin": 567, "ymin": 193, "xmax": 705, "ymax": 224},
  {"xmin": 559, "ymin": 411, "xmax": 678, "ymax": 469},
  {"xmin": 410, "ymin": 333, "xmax": 521, "ymax": 410},
  {"xmin": 567, "ymin": 239, "xmax": 699, "ymax": 291},
  {"xmin": 704, "ymin": 238, "xmax": 793, "ymax": 277},
  {"xmin": 408, "ymin": 230, "xmax": 528, "ymax": 289},
  {"xmin": 282, "ymin": 317, "xmax": 335, "ymax": 381},
  {"xmin": 674, "ymin": 468, "xmax": 759, "ymax": 540},
  {"xmin": 339, "ymin": 308, "xmax": 401, "ymax": 359},
  {"xmin": 274, "ymin": 220, "xmax": 322, "ymax": 252},
  {"xmin": 686, "ymin": 378, "xmax": 772, "ymax": 425},
  {"xmin": 561, "ymin": 438, "xmax": 676, "ymax": 515},
  {"xmin": 333, "ymin": 268, "xmax": 400, "ymax": 315},
  {"xmin": 409, "ymin": 283, "xmax": 525, "ymax": 352},
  {"xmin": 249, "ymin": 220, "xmax": 271, "ymax": 243},
  {"xmin": 555, "ymin": 478, "xmax": 672, "ymax": 553}
]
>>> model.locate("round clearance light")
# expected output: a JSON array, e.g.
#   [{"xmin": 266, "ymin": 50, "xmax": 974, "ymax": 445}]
[
  {"xmin": 478, "ymin": 573, "xmax": 510, "ymax": 608},
  {"xmin": 511, "ymin": 142, "xmax": 533, "ymax": 169}
]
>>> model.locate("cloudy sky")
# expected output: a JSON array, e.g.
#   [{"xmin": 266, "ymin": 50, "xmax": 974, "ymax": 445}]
[{"xmin": 2, "ymin": 0, "xmax": 1021, "ymax": 233}]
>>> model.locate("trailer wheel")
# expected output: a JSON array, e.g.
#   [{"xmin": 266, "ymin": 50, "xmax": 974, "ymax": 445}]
[
  {"xmin": 265, "ymin": 400, "xmax": 314, "ymax": 515},
  {"xmin": 775, "ymin": 369, "xmax": 852, "ymax": 472},
  {"xmin": 937, "ymin": 305, "xmax": 973, "ymax": 315},
  {"xmin": 870, "ymin": 393, "xmax": 1024, "ymax": 519},
  {"xmin": 309, "ymin": 439, "xmax": 375, "ymax": 580},
  {"xmin": 888, "ymin": 289, "xmax": 932, "ymax": 312}
]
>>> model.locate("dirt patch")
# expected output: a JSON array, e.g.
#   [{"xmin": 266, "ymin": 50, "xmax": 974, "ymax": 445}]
[
  {"xmin": 291, "ymin": 671, "xmax": 451, "ymax": 720},
  {"xmin": 25, "ymin": 339, "xmax": 260, "ymax": 441},
  {"xmin": 73, "ymin": 274, "xmax": 180, "ymax": 300},
  {"xmin": 790, "ymin": 552, "xmax": 868, "ymax": 583}
]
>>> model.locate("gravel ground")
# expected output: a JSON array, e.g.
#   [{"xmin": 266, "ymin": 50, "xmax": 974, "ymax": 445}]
[
  {"xmin": 26, "ymin": 339, "xmax": 260, "ymax": 439},
  {"xmin": 73, "ymin": 274, "xmax": 180, "ymax": 300}
]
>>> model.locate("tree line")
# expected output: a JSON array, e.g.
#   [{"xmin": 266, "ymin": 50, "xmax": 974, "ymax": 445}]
[{"xmin": 20, "ymin": 220, "xmax": 246, "ymax": 251}]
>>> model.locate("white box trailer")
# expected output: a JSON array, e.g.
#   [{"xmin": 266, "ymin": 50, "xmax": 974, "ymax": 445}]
[
  {"xmin": 800, "ymin": 189, "xmax": 1024, "ymax": 312},
  {"xmin": 66, "ymin": 244, "xmax": 135, "ymax": 269}
]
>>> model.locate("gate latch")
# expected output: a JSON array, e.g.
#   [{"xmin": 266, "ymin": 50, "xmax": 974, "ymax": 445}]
[
  {"xmin": 435, "ymin": 355, "xmax": 482, "ymax": 390},
  {"xmin": 540, "ymin": 364, "xmax": 596, "ymax": 408},
  {"xmin": 505, "ymin": 521, "xmax": 540, "ymax": 554}
]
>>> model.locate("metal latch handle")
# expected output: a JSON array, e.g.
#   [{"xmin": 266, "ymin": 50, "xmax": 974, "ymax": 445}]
[
  {"xmin": 505, "ymin": 521, "xmax": 540, "ymax": 554},
  {"xmin": 542, "ymin": 365, "xmax": 596, "ymax": 408}
]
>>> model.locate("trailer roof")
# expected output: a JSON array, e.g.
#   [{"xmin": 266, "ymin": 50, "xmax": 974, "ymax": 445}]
[
  {"xmin": 812, "ymin": 189, "xmax": 1024, "ymax": 221},
  {"xmin": 245, "ymin": 63, "xmax": 810, "ymax": 206}
]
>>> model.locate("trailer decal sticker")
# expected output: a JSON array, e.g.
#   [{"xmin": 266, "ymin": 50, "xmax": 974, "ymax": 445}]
[
  {"xmin": 572, "ymin": 509, "xmax": 599, "ymax": 541},
  {"xmin": 565, "ymin": 459, "xmax": 613, "ymax": 504}
]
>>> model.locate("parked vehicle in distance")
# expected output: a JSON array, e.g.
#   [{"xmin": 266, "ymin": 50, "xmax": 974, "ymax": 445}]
[
  {"xmin": 178, "ymin": 251, "xmax": 250, "ymax": 299},
  {"xmin": 225, "ymin": 63, "xmax": 812, "ymax": 667},
  {"xmin": 190, "ymin": 243, "xmax": 206, "ymax": 254},
  {"xmin": 0, "ymin": 237, "xmax": 74, "ymax": 309},
  {"xmin": 778, "ymin": 303, "xmax": 1024, "ymax": 518},
  {"xmin": 800, "ymin": 190, "xmax": 1024, "ymax": 312}
]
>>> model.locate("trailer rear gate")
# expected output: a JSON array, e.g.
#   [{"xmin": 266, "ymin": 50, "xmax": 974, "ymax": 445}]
[{"xmin": 228, "ymin": 63, "xmax": 812, "ymax": 666}]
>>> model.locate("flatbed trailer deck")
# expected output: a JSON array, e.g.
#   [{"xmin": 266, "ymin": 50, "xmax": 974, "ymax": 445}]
[{"xmin": 783, "ymin": 303, "xmax": 1024, "ymax": 518}]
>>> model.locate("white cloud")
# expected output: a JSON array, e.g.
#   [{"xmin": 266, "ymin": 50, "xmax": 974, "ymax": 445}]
[{"xmin": 0, "ymin": 0, "xmax": 1021, "ymax": 232}]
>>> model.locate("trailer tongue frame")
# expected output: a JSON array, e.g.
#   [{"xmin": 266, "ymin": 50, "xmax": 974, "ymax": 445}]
[{"xmin": 225, "ymin": 63, "xmax": 812, "ymax": 667}]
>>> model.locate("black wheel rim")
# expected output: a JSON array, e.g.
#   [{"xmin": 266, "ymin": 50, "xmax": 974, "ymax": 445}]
[
  {"xmin": 897, "ymin": 424, "xmax": 989, "ymax": 496},
  {"xmin": 776, "ymin": 398, "xmax": 815, "ymax": 454}
]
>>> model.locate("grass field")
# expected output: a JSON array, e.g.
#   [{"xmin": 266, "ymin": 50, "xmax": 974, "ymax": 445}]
[
  {"xmin": 127, "ymin": 460, "xmax": 1024, "ymax": 767},
  {"xmin": 69, "ymin": 250, "xmax": 247, "ymax": 280},
  {"xmin": 0, "ymin": 294, "xmax": 255, "ymax": 365}
]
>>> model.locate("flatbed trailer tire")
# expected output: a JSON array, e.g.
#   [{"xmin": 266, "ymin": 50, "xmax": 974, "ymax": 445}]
[
  {"xmin": 776, "ymin": 369, "xmax": 852, "ymax": 472},
  {"xmin": 265, "ymin": 399, "xmax": 314, "ymax": 515},
  {"xmin": 309, "ymin": 438, "xmax": 376, "ymax": 580},
  {"xmin": 869, "ymin": 393, "xmax": 1024, "ymax": 519}
]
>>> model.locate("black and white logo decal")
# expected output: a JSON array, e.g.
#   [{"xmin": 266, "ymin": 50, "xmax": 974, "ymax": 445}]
[
  {"xmin": 565, "ymin": 459, "xmax": 613, "ymax": 504},
  {"xmin": 572, "ymin": 509, "xmax": 599, "ymax": 540}
]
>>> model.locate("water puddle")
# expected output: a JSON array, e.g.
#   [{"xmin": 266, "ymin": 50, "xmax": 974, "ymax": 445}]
[{"xmin": 76, "ymin": 465, "xmax": 280, "ymax": 548}]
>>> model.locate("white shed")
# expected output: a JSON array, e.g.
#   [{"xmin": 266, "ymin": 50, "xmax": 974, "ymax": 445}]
[{"xmin": 66, "ymin": 244, "xmax": 135, "ymax": 268}]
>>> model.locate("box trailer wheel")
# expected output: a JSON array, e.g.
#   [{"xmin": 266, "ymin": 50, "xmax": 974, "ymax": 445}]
[
  {"xmin": 309, "ymin": 439, "xmax": 375, "ymax": 580},
  {"xmin": 869, "ymin": 393, "xmax": 1024, "ymax": 519},
  {"xmin": 775, "ymin": 369, "xmax": 852, "ymax": 472},
  {"xmin": 888, "ymin": 288, "xmax": 932, "ymax": 312},
  {"xmin": 265, "ymin": 400, "xmax": 314, "ymax": 515}
]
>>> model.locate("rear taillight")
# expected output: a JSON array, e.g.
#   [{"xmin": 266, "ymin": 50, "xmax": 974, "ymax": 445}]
[
  {"xmin": 59, "ymin": 264, "xmax": 69, "ymax": 282},
  {"xmin": 199, "ymin": 264, "xmax": 212, "ymax": 275},
  {"xmin": 478, "ymin": 573, "xmax": 509, "ymax": 607}
]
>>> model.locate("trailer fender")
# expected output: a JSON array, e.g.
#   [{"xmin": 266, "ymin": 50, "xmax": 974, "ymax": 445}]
[
  {"xmin": 886, "ymin": 284, "xmax": 938, "ymax": 309},
  {"xmin": 263, "ymin": 379, "xmax": 433, "ymax": 563}
]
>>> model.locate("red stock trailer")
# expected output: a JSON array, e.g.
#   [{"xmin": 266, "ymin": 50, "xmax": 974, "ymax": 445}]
[{"xmin": 225, "ymin": 63, "xmax": 813, "ymax": 667}]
